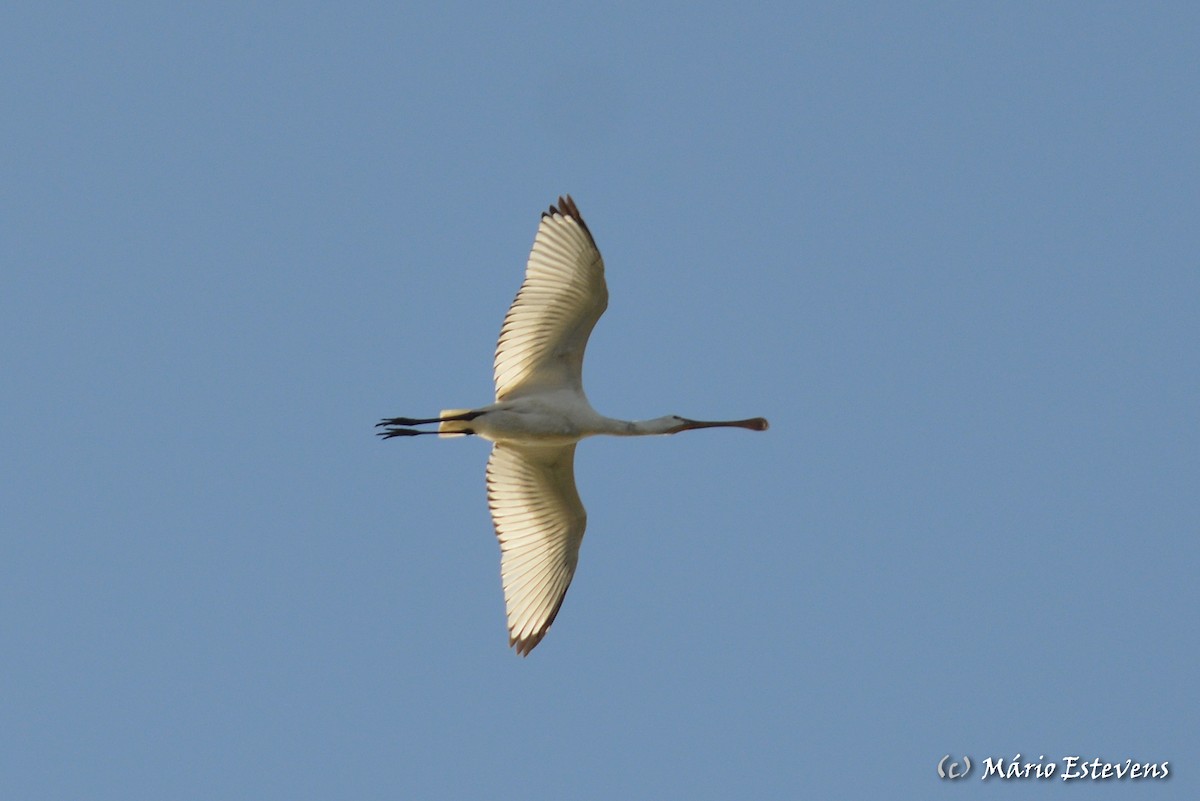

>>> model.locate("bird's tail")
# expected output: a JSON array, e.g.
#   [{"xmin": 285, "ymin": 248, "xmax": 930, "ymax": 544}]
[{"xmin": 438, "ymin": 409, "xmax": 476, "ymax": 437}]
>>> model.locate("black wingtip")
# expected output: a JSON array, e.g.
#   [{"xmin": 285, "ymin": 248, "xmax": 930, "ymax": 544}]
[{"xmin": 542, "ymin": 194, "xmax": 595, "ymax": 247}]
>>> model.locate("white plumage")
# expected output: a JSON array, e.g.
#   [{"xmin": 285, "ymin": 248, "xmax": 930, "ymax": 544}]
[
  {"xmin": 487, "ymin": 442, "xmax": 583, "ymax": 650},
  {"xmin": 379, "ymin": 196, "xmax": 767, "ymax": 655},
  {"xmin": 494, "ymin": 196, "xmax": 606, "ymax": 400}
]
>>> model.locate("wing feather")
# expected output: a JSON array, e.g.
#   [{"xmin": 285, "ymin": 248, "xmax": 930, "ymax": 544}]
[
  {"xmin": 486, "ymin": 442, "xmax": 587, "ymax": 655},
  {"xmin": 493, "ymin": 196, "xmax": 607, "ymax": 400}
]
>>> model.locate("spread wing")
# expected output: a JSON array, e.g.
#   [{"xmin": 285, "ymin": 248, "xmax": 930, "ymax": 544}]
[
  {"xmin": 485, "ymin": 442, "xmax": 587, "ymax": 655},
  {"xmin": 493, "ymin": 195, "xmax": 607, "ymax": 401}
]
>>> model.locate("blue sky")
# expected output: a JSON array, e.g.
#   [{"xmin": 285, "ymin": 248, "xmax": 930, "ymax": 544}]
[{"xmin": 2, "ymin": 3, "xmax": 1196, "ymax": 799}]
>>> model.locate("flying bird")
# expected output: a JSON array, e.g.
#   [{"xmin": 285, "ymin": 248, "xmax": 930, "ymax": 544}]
[{"xmin": 378, "ymin": 196, "xmax": 768, "ymax": 655}]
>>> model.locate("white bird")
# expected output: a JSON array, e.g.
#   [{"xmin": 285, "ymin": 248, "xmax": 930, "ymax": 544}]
[{"xmin": 379, "ymin": 196, "xmax": 768, "ymax": 655}]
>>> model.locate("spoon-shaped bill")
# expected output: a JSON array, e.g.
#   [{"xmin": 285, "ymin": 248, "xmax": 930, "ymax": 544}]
[{"xmin": 672, "ymin": 417, "xmax": 769, "ymax": 433}]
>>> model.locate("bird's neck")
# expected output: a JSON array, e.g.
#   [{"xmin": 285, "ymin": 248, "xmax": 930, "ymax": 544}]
[{"xmin": 600, "ymin": 416, "xmax": 677, "ymax": 436}]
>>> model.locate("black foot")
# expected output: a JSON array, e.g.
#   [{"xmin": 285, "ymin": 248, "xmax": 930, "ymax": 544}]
[
  {"xmin": 377, "ymin": 426, "xmax": 425, "ymax": 438},
  {"xmin": 376, "ymin": 416, "xmax": 436, "ymax": 428}
]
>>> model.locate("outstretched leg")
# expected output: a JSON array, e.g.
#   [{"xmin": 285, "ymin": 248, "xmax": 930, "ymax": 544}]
[
  {"xmin": 375, "ymin": 410, "xmax": 482, "ymax": 428},
  {"xmin": 375, "ymin": 409, "xmax": 482, "ymax": 439},
  {"xmin": 378, "ymin": 426, "xmax": 475, "ymax": 439}
]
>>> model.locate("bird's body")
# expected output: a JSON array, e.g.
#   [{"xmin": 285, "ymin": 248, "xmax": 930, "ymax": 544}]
[
  {"xmin": 445, "ymin": 392, "xmax": 615, "ymax": 444},
  {"xmin": 379, "ymin": 196, "xmax": 767, "ymax": 654}
]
